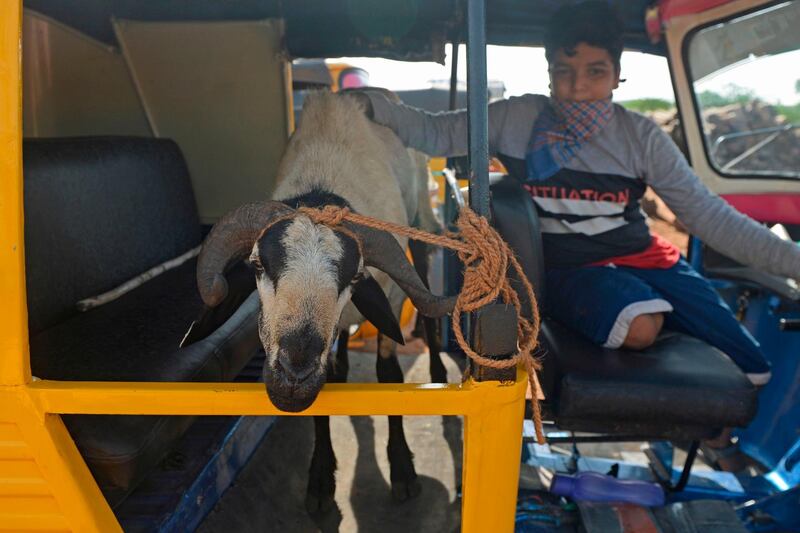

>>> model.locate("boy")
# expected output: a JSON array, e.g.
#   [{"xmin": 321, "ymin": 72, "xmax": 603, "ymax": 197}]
[{"xmin": 353, "ymin": 2, "xmax": 800, "ymax": 387}]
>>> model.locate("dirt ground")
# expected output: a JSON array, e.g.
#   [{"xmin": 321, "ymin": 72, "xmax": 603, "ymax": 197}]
[{"xmin": 197, "ymin": 346, "xmax": 466, "ymax": 533}]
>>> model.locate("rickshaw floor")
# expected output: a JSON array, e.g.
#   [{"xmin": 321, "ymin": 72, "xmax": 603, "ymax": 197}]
[
  {"xmin": 115, "ymin": 353, "xmax": 271, "ymax": 532},
  {"xmin": 115, "ymin": 415, "xmax": 243, "ymax": 532}
]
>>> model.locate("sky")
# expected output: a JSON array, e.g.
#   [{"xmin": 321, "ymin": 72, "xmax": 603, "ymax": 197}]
[
  {"xmin": 334, "ymin": 43, "xmax": 799, "ymax": 105},
  {"xmin": 695, "ymin": 49, "xmax": 800, "ymax": 106},
  {"xmin": 335, "ymin": 44, "xmax": 674, "ymax": 103}
]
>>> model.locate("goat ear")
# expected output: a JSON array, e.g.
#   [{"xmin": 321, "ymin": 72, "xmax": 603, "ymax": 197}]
[{"xmin": 350, "ymin": 275, "xmax": 405, "ymax": 345}]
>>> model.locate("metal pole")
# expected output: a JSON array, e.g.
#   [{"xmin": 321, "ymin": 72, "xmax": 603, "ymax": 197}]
[
  {"xmin": 442, "ymin": 40, "xmax": 464, "ymax": 354},
  {"xmin": 466, "ymin": 0, "xmax": 489, "ymax": 219},
  {"xmin": 466, "ymin": 0, "xmax": 516, "ymax": 382},
  {"xmin": 449, "ymin": 40, "xmax": 459, "ymax": 111}
]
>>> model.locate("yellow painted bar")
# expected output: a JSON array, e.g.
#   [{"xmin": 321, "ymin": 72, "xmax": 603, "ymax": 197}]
[
  {"xmin": 22, "ymin": 370, "xmax": 527, "ymax": 532},
  {"xmin": 461, "ymin": 371, "xmax": 527, "ymax": 533},
  {"xmin": 0, "ymin": 0, "xmax": 29, "ymax": 386},
  {"xmin": 21, "ymin": 371, "xmax": 527, "ymax": 532},
  {"xmin": 27, "ymin": 372, "xmax": 525, "ymax": 417}
]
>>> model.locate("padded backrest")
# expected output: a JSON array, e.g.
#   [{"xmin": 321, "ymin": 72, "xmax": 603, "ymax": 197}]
[
  {"xmin": 490, "ymin": 176, "xmax": 546, "ymax": 317},
  {"xmin": 24, "ymin": 137, "xmax": 201, "ymax": 333}
]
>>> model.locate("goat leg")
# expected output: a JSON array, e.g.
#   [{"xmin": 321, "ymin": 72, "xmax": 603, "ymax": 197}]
[
  {"xmin": 306, "ymin": 416, "xmax": 337, "ymax": 516},
  {"xmin": 408, "ymin": 240, "xmax": 446, "ymax": 384},
  {"xmin": 424, "ymin": 316, "xmax": 446, "ymax": 383},
  {"xmin": 331, "ymin": 329, "xmax": 350, "ymax": 383},
  {"xmin": 305, "ymin": 331, "xmax": 349, "ymax": 517},
  {"xmin": 376, "ymin": 334, "xmax": 421, "ymax": 502}
]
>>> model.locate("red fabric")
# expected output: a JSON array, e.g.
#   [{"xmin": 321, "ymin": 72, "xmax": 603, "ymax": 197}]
[
  {"xmin": 659, "ymin": 0, "xmax": 732, "ymax": 21},
  {"xmin": 722, "ymin": 193, "xmax": 800, "ymax": 225},
  {"xmin": 589, "ymin": 234, "xmax": 681, "ymax": 269}
]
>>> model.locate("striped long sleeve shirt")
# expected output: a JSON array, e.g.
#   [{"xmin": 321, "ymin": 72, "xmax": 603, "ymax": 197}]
[{"xmin": 365, "ymin": 91, "xmax": 800, "ymax": 278}]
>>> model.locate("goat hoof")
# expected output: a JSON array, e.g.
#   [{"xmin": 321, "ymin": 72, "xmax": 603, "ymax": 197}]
[
  {"xmin": 391, "ymin": 478, "xmax": 422, "ymax": 502},
  {"xmin": 388, "ymin": 437, "xmax": 419, "ymax": 502},
  {"xmin": 306, "ymin": 460, "xmax": 336, "ymax": 515}
]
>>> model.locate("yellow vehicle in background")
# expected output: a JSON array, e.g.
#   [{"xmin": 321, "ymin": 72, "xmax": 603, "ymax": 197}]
[{"xmin": 326, "ymin": 62, "xmax": 370, "ymax": 92}]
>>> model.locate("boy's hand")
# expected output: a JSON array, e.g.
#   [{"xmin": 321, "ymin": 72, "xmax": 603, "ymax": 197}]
[{"xmin": 341, "ymin": 90, "xmax": 374, "ymax": 120}]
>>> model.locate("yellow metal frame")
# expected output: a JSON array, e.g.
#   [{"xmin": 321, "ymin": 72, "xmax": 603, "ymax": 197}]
[{"xmin": 0, "ymin": 2, "xmax": 525, "ymax": 530}]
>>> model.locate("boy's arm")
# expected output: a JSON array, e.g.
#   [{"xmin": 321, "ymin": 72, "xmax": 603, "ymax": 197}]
[
  {"xmin": 360, "ymin": 90, "xmax": 517, "ymax": 157},
  {"xmin": 643, "ymin": 121, "xmax": 800, "ymax": 280}
]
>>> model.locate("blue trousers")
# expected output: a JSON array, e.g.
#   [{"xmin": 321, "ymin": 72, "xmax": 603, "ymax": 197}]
[{"xmin": 545, "ymin": 258, "xmax": 771, "ymax": 377}]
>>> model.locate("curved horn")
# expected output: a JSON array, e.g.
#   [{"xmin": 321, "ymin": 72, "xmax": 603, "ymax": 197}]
[
  {"xmin": 345, "ymin": 223, "xmax": 457, "ymax": 318},
  {"xmin": 197, "ymin": 201, "xmax": 293, "ymax": 307}
]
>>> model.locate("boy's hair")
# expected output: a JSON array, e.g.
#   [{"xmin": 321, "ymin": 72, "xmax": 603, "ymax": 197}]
[{"xmin": 543, "ymin": 2, "xmax": 625, "ymax": 70}]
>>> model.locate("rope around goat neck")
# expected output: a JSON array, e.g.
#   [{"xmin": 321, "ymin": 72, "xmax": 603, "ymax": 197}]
[{"xmin": 297, "ymin": 205, "xmax": 545, "ymax": 445}]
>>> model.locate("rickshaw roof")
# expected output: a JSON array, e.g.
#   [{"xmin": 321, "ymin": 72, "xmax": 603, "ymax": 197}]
[{"xmin": 22, "ymin": 0, "xmax": 692, "ymax": 61}]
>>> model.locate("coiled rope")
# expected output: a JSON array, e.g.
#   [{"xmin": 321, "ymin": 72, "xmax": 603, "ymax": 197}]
[{"xmin": 296, "ymin": 205, "xmax": 545, "ymax": 445}]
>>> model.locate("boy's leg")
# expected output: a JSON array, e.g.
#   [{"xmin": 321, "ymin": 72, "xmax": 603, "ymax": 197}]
[
  {"xmin": 625, "ymin": 312, "xmax": 664, "ymax": 349},
  {"xmin": 545, "ymin": 266, "xmax": 674, "ymax": 349},
  {"xmin": 627, "ymin": 259, "xmax": 771, "ymax": 385}
]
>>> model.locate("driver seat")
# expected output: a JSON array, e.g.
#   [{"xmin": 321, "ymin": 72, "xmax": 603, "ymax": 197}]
[{"xmin": 490, "ymin": 176, "xmax": 758, "ymax": 440}]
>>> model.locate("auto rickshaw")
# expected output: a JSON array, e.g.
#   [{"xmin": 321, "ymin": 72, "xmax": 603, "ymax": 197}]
[{"xmin": 0, "ymin": 1, "xmax": 798, "ymax": 532}]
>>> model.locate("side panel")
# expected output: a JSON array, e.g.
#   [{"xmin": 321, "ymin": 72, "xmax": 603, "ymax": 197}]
[
  {"xmin": 0, "ymin": 391, "xmax": 119, "ymax": 532},
  {"xmin": 0, "ymin": 418, "xmax": 69, "ymax": 532},
  {"xmin": 22, "ymin": 10, "xmax": 151, "ymax": 138},
  {"xmin": 115, "ymin": 19, "xmax": 291, "ymax": 224},
  {"xmin": 722, "ymin": 193, "xmax": 800, "ymax": 225}
]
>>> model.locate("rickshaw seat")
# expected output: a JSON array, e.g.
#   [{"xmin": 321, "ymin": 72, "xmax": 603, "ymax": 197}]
[
  {"xmin": 490, "ymin": 176, "xmax": 758, "ymax": 440},
  {"xmin": 23, "ymin": 137, "xmax": 261, "ymax": 506}
]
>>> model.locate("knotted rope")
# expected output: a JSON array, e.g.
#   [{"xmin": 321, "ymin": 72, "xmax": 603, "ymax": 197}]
[{"xmin": 296, "ymin": 205, "xmax": 545, "ymax": 444}]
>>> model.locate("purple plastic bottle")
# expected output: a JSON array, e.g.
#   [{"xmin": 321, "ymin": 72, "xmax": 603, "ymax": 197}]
[{"xmin": 550, "ymin": 471, "xmax": 666, "ymax": 507}]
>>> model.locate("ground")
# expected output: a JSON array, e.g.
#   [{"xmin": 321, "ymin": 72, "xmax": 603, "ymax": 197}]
[
  {"xmin": 197, "ymin": 343, "xmax": 465, "ymax": 533},
  {"xmin": 194, "ymin": 342, "xmax": 674, "ymax": 533}
]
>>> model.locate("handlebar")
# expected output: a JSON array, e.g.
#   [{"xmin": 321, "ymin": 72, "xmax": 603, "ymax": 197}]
[
  {"xmin": 779, "ymin": 318, "xmax": 800, "ymax": 331},
  {"xmin": 704, "ymin": 265, "xmax": 800, "ymax": 302}
]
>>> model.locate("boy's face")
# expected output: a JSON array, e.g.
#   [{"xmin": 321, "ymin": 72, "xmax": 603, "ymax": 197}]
[{"xmin": 549, "ymin": 42, "xmax": 620, "ymax": 102}]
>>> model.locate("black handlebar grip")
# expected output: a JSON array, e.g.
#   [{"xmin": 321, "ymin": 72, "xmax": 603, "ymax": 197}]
[{"xmin": 779, "ymin": 318, "xmax": 800, "ymax": 331}]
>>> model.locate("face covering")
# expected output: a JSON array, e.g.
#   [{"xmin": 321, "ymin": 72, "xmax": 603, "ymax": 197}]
[{"xmin": 526, "ymin": 97, "xmax": 614, "ymax": 181}]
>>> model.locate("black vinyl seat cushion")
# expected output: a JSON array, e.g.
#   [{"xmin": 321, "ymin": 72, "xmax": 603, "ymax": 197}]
[
  {"xmin": 540, "ymin": 321, "xmax": 757, "ymax": 439},
  {"xmin": 490, "ymin": 176, "xmax": 758, "ymax": 439},
  {"xmin": 24, "ymin": 137, "xmax": 261, "ymax": 506},
  {"xmin": 30, "ymin": 260, "xmax": 260, "ymax": 505},
  {"xmin": 23, "ymin": 137, "xmax": 202, "ymax": 335}
]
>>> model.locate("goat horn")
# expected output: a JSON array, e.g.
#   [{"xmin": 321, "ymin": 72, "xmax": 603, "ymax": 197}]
[
  {"xmin": 197, "ymin": 201, "xmax": 293, "ymax": 307},
  {"xmin": 345, "ymin": 223, "xmax": 457, "ymax": 318}
]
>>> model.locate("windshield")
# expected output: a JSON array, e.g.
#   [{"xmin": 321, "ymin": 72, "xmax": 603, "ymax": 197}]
[{"xmin": 687, "ymin": 1, "xmax": 800, "ymax": 179}]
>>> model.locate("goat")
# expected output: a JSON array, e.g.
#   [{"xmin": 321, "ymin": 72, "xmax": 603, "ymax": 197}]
[{"xmin": 196, "ymin": 90, "xmax": 455, "ymax": 514}]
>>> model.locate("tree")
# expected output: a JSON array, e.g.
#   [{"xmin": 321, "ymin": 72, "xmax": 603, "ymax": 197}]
[{"xmin": 697, "ymin": 84, "xmax": 756, "ymax": 108}]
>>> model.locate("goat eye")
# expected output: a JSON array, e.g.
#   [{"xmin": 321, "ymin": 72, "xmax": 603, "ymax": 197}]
[{"xmin": 249, "ymin": 259, "xmax": 265, "ymax": 274}]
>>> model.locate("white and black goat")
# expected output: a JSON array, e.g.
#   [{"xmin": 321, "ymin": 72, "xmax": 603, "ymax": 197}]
[{"xmin": 197, "ymin": 91, "xmax": 454, "ymax": 511}]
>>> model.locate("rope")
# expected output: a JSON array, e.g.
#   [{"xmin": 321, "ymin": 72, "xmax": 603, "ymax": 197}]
[{"xmin": 296, "ymin": 205, "xmax": 546, "ymax": 445}]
